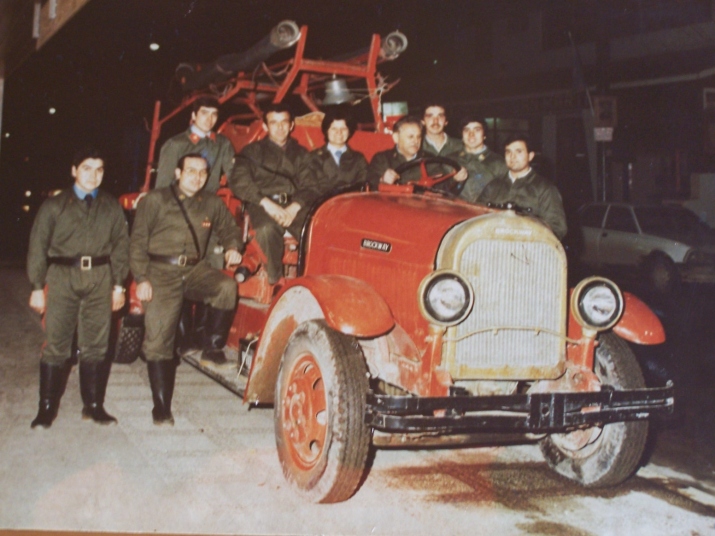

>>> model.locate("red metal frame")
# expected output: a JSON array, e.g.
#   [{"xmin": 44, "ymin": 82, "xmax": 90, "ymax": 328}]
[{"xmin": 142, "ymin": 26, "xmax": 392, "ymax": 192}]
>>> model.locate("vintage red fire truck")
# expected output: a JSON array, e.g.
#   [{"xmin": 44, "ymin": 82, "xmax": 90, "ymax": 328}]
[{"xmin": 116, "ymin": 22, "xmax": 674, "ymax": 503}]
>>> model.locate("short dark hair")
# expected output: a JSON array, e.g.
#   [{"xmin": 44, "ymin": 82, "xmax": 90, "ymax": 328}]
[
  {"xmin": 263, "ymin": 102, "xmax": 294, "ymax": 124},
  {"xmin": 192, "ymin": 96, "xmax": 220, "ymax": 113},
  {"xmin": 72, "ymin": 146, "xmax": 104, "ymax": 168},
  {"xmin": 393, "ymin": 115, "xmax": 423, "ymax": 134},
  {"xmin": 422, "ymin": 103, "xmax": 447, "ymax": 117},
  {"xmin": 177, "ymin": 153, "xmax": 209, "ymax": 173},
  {"xmin": 503, "ymin": 133, "xmax": 534, "ymax": 153},
  {"xmin": 321, "ymin": 105, "xmax": 357, "ymax": 140},
  {"xmin": 458, "ymin": 116, "xmax": 487, "ymax": 132}
]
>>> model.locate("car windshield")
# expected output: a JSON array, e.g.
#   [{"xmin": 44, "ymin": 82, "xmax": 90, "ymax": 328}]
[{"xmin": 634, "ymin": 206, "xmax": 713, "ymax": 245}]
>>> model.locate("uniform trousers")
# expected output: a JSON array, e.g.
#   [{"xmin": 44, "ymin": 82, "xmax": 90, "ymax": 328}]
[
  {"xmin": 142, "ymin": 260, "xmax": 237, "ymax": 362},
  {"xmin": 246, "ymin": 203, "xmax": 308, "ymax": 284},
  {"xmin": 43, "ymin": 264, "xmax": 113, "ymax": 365}
]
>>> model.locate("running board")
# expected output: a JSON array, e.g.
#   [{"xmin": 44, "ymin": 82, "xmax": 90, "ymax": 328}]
[{"xmin": 181, "ymin": 347, "xmax": 249, "ymax": 398}]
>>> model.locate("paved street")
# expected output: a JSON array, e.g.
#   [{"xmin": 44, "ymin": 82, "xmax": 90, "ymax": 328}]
[{"xmin": 1, "ymin": 267, "xmax": 714, "ymax": 536}]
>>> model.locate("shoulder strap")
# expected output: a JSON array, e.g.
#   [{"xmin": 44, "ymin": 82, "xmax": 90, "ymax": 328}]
[{"xmin": 170, "ymin": 184, "xmax": 203, "ymax": 258}]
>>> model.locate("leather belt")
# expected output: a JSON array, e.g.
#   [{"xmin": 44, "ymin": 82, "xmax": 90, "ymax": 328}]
[
  {"xmin": 48, "ymin": 255, "xmax": 109, "ymax": 270},
  {"xmin": 148, "ymin": 253, "xmax": 200, "ymax": 267},
  {"xmin": 269, "ymin": 193, "xmax": 291, "ymax": 206}
]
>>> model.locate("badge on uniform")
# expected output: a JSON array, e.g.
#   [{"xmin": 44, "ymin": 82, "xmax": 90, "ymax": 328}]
[
  {"xmin": 478, "ymin": 154, "xmax": 485, "ymax": 161},
  {"xmin": 202, "ymin": 218, "xmax": 211, "ymax": 228}
]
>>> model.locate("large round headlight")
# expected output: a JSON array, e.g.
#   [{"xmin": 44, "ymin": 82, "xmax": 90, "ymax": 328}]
[
  {"xmin": 571, "ymin": 277, "xmax": 623, "ymax": 331},
  {"xmin": 418, "ymin": 271, "xmax": 474, "ymax": 326}
]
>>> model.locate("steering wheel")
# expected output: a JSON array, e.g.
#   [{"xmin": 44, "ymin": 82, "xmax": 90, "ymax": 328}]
[{"xmin": 393, "ymin": 156, "xmax": 461, "ymax": 189}]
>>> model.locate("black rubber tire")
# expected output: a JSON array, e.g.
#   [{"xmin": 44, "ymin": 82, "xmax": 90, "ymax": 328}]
[
  {"xmin": 645, "ymin": 254, "xmax": 680, "ymax": 296},
  {"xmin": 274, "ymin": 320, "xmax": 370, "ymax": 503},
  {"xmin": 113, "ymin": 315, "xmax": 144, "ymax": 364},
  {"xmin": 540, "ymin": 332, "xmax": 648, "ymax": 487}
]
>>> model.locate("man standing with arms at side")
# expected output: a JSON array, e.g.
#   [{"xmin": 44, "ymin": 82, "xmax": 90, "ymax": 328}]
[
  {"xmin": 131, "ymin": 154, "xmax": 242, "ymax": 425},
  {"xmin": 449, "ymin": 116, "xmax": 508, "ymax": 202},
  {"xmin": 478, "ymin": 134, "xmax": 567, "ymax": 240},
  {"xmin": 27, "ymin": 146, "xmax": 129, "ymax": 428},
  {"xmin": 229, "ymin": 103, "xmax": 316, "ymax": 286},
  {"xmin": 308, "ymin": 106, "xmax": 367, "ymax": 197}
]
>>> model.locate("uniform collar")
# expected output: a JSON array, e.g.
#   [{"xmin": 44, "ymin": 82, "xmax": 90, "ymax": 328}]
[
  {"xmin": 189, "ymin": 126, "xmax": 216, "ymax": 144},
  {"xmin": 73, "ymin": 184, "xmax": 98, "ymax": 200}
]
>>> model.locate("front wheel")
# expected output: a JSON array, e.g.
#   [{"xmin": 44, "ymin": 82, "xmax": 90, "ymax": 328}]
[
  {"xmin": 274, "ymin": 320, "xmax": 371, "ymax": 503},
  {"xmin": 540, "ymin": 332, "xmax": 648, "ymax": 487}
]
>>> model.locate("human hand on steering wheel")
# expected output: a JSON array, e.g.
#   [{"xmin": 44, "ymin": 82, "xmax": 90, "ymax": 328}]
[{"xmin": 391, "ymin": 156, "xmax": 462, "ymax": 189}]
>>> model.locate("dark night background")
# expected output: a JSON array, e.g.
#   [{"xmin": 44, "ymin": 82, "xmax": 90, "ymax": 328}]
[{"xmin": 0, "ymin": 0, "xmax": 497, "ymax": 261}]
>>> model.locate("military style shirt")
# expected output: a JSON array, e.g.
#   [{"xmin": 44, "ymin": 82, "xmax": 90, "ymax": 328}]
[
  {"xmin": 129, "ymin": 184, "xmax": 243, "ymax": 283},
  {"xmin": 478, "ymin": 169, "xmax": 567, "ymax": 240},
  {"xmin": 367, "ymin": 148, "xmax": 430, "ymax": 189},
  {"xmin": 449, "ymin": 147, "xmax": 508, "ymax": 202},
  {"xmin": 27, "ymin": 189, "xmax": 129, "ymax": 290},
  {"xmin": 229, "ymin": 137, "xmax": 316, "ymax": 207},
  {"xmin": 422, "ymin": 134, "xmax": 462, "ymax": 157},
  {"xmin": 155, "ymin": 128, "xmax": 235, "ymax": 193},
  {"xmin": 308, "ymin": 145, "xmax": 368, "ymax": 197}
]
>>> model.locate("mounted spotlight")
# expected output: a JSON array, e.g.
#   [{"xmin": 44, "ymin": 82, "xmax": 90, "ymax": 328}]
[{"xmin": 323, "ymin": 78, "xmax": 356, "ymax": 105}]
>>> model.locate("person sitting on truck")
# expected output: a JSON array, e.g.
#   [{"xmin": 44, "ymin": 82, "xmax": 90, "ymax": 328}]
[
  {"xmin": 130, "ymin": 154, "xmax": 243, "ymax": 425},
  {"xmin": 421, "ymin": 103, "xmax": 462, "ymax": 158},
  {"xmin": 478, "ymin": 134, "xmax": 567, "ymax": 240},
  {"xmin": 154, "ymin": 96, "xmax": 235, "ymax": 194},
  {"xmin": 448, "ymin": 116, "xmax": 508, "ymax": 203},
  {"xmin": 368, "ymin": 115, "xmax": 468, "ymax": 190},
  {"xmin": 228, "ymin": 103, "xmax": 318, "ymax": 285},
  {"xmin": 308, "ymin": 106, "xmax": 368, "ymax": 197}
]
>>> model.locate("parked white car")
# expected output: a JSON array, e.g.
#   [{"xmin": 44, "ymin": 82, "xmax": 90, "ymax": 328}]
[{"xmin": 579, "ymin": 202, "xmax": 715, "ymax": 293}]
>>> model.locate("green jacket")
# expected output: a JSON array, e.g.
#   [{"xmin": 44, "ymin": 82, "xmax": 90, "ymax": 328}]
[
  {"xmin": 367, "ymin": 148, "xmax": 431, "ymax": 189},
  {"xmin": 478, "ymin": 169, "xmax": 568, "ymax": 240},
  {"xmin": 27, "ymin": 189, "xmax": 129, "ymax": 290},
  {"xmin": 449, "ymin": 147, "xmax": 508, "ymax": 202},
  {"xmin": 308, "ymin": 145, "xmax": 368, "ymax": 197},
  {"xmin": 129, "ymin": 184, "xmax": 243, "ymax": 283},
  {"xmin": 229, "ymin": 137, "xmax": 317, "ymax": 207},
  {"xmin": 155, "ymin": 128, "xmax": 235, "ymax": 193},
  {"xmin": 422, "ymin": 134, "xmax": 462, "ymax": 157}
]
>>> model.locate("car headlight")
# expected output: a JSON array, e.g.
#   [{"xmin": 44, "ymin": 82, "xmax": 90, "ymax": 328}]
[
  {"xmin": 571, "ymin": 277, "xmax": 623, "ymax": 331},
  {"xmin": 418, "ymin": 270, "xmax": 474, "ymax": 326}
]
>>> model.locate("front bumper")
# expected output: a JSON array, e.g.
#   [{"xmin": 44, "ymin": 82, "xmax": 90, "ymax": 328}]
[{"xmin": 366, "ymin": 381, "xmax": 674, "ymax": 434}]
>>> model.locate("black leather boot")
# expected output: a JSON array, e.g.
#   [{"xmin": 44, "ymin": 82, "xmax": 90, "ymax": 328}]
[
  {"xmin": 175, "ymin": 300, "xmax": 201, "ymax": 356},
  {"xmin": 200, "ymin": 307, "xmax": 234, "ymax": 366},
  {"xmin": 147, "ymin": 360, "xmax": 176, "ymax": 426},
  {"xmin": 31, "ymin": 362, "xmax": 65, "ymax": 429},
  {"xmin": 79, "ymin": 360, "xmax": 118, "ymax": 425}
]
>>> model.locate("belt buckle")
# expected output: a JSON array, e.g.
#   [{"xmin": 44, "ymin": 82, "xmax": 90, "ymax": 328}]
[
  {"xmin": 80, "ymin": 256, "xmax": 92, "ymax": 270},
  {"xmin": 177, "ymin": 255, "xmax": 188, "ymax": 267},
  {"xmin": 278, "ymin": 192, "xmax": 288, "ymax": 205}
]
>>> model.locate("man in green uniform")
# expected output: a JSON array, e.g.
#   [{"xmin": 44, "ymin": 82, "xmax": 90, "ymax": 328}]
[
  {"xmin": 308, "ymin": 107, "xmax": 367, "ymax": 197},
  {"xmin": 478, "ymin": 135, "xmax": 567, "ymax": 240},
  {"xmin": 130, "ymin": 154, "xmax": 242, "ymax": 425},
  {"xmin": 229, "ymin": 103, "xmax": 315, "ymax": 285},
  {"xmin": 27, "ymin": 146, "xmax": 129, "ymax": 428},
  {"xmin": 421, "ymin": 103, "xmax": 463, "ymax": 157},
  {"xmin": 448, "ymin": 116, "xmax": 508, "ymax": 203},
  {"xmin": 154, "ymin": 96, "xmax": 235, "ymax": 193},
  {"xmin": 367, "ymin": 115, "xmax": 467, "ymax": 189}
]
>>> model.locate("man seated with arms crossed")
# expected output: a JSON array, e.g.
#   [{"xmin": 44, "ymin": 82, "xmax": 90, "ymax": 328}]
[
  {"xmin": 478, "ymin": 134, "xmax": 567, "ymax": 240},
  {"xmin": 229, "ymin": 103, "xmax": 317, "ymax": 286},
  {"xmin": 308, "ymin": 106, "xmax": 368, "ymax": 197},
  {"xmin": 130, "ymin": 154, "xmax": 242, "ymax": 425},
  {"xmin": 368, "ymin": 115, "xmax": 467, "ymax": 190},
  {"xmin": 449, "ymin": 116, "xmax": 508, "ymax": 203}
]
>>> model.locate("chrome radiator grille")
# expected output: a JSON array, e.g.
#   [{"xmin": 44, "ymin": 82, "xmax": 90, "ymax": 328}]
[{"xmin": 448, "ymin": 239, "xmax": 565, "ymax": 379}]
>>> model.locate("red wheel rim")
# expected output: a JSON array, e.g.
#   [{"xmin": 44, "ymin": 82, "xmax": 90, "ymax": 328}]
[{"xmin": 281, "ymin": 352, "xmax": 327, "ymax": 470}]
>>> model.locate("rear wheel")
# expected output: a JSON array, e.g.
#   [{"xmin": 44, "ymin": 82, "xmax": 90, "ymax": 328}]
[
  {"xmin": 274, "ymin": 320, "xmax": 370, "ymax": 503},
  {"xmin": 113, "ymin": 314, "xmax": 144, "ymax": 364},
  {"xmin": 540, "ymin": 332, "xmax": 648, "ymax": 487}
]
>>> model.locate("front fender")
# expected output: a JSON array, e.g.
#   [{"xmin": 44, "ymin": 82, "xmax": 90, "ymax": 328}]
[
  {"xmin": 244, "ymin": 275, "xmax": 394, "ymax": 405},
  {"xmin": 612, "ymin": 292, "xmax": 665, "ymax": 344}
]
